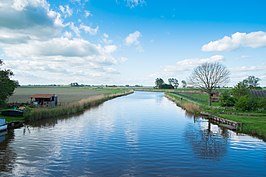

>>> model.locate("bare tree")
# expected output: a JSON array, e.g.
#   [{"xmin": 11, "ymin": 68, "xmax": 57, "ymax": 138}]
[{"xmin": 189, "ymin": 62, "xmax": 230, "ymax": 106}]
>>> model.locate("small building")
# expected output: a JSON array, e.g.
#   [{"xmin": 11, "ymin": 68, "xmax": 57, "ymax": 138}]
[
  {"xmin": 30, "ymin": 94, "xmax": 58, "ymax": 108},
  {"xmin": 211, "ymin": 92, "xmax": 220, "ymax": 102}
]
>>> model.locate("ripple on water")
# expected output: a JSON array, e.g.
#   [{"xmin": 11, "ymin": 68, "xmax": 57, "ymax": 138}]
[{"xmin": 0, "ymin": 92, "xmax": 266, "ymax": 177}]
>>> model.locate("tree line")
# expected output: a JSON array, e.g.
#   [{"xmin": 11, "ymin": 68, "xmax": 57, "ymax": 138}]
[
  {"xmin": 155, "ymin": 78, "xmax": 187, "ymax": 89},
  {"xmin": 155, "ymin": 62, "xmax": 265, "ymax": 110}
]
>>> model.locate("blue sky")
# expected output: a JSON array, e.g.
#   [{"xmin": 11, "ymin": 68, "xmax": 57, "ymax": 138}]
[{"xmin": 1, "ymin": 0, "xmax": 266, "ymax": 86}]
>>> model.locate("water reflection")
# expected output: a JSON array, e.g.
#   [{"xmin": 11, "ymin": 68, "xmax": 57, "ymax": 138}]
[
  {"xmin": 28, "ymin": 104, "xmax": 103, "ymax": 128},
  {"xmin": 184, "ymin": 118, "xmax": 228, "ymax": 160},
  {"xmin": 0, "ymin": 92, "xmax": 265, "ymax": 176},
  {"xmin": 0, "ymin": 130, "xmax": 16, "ymax": 173}
]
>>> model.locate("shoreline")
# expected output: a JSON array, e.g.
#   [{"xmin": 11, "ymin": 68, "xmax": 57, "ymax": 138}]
[
  {"xmin": 165, "ymin": 92, "xmax": 266, "ymax": 141},
  {"xmin": 24, "ymin": 90, "xmax": 134, "ymax": 123}
]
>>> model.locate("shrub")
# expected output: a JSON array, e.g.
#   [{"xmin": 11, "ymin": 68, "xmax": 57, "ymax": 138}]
[
  {"xmin": 235, "ymin": 95, "xmax": 258, "ymax": 111},
  {"xmin": 219, "ymin": 90, "xmax": 235, "ymax": 107},
  {"xmin": 257, "ymin": 98, "xmax": 266, "ymax": 110},
  {"xmin": 159, "ymin": 84, "xmax": 174, "ymax": 89}
]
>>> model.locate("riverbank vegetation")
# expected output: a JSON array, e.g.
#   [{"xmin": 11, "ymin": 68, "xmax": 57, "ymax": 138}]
[
  {"xmin": 1, "ymin": 87, "xmax": 133, "ymax": 123},
  {"xmin": 149, "ymin": 62, "xmax": 266, "ymax": 140},
  {"xmin": 163, "ymin": 88, "xmax": 266, "ymax": 140}
]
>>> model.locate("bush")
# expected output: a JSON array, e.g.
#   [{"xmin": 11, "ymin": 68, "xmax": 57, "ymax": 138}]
[
  {"xmin": 257, "ymin": 98, "xmax": 266, "ymax": 110},
  {"xmin": 219, "ymin": 90, "xmax": 235, "ymax": 107},
  {"xmin": 235, "ymin": 95, "xmax": 258, "ymax": 111},
  {"xmin": 159, "ymin": 84, "xmax": 174, "ymax": 89}
]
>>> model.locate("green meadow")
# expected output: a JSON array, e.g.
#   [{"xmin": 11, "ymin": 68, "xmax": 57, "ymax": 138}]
[{"xmin": 2, "ymin": 86, "xmax": 132, "ymax": 122}]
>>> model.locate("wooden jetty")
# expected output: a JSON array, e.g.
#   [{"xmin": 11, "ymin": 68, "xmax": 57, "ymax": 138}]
[{"xmin": 200, "ymin": 112, "xmax": 241, "ymax": 130}]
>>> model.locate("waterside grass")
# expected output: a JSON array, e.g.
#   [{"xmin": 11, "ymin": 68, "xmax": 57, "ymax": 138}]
[
  {"xmin": 165, "ymin": 91, "xmax": 266, "ymax": 141},
  {"xmin": 216, "ymin": 114, "xmax": 266, "ymax": 141},
  {"xmin": 24, "ymin": 90, "xmax": 133, "ymax": 122},
  {"xmin": 165, "ymin": 92, "xmax": 201, "ymax": 114}
]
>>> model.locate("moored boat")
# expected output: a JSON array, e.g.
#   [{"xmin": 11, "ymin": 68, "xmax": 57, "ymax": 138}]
[
  {"xmin": 0, "ymin": 118, "xmax": 7, "ymax": 132},
  {"xmin": 1, "ymin": 110, "xmax": 23, "ymax": 117}
]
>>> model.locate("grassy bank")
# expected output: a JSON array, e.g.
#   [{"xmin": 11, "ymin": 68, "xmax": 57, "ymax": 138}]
[
  {"xmin": 165, "ymin": 93, "xmax": 201, "ymax": 114},
  {"xmin": 2, "ymin": 87, "xmax": 133, "ymax": 123},
  {"xmin": 166, "ymin": 90, "xmax": 266, "ymax": 141},
  {"xmin": 217, "ymin": 114, "xmax": 266, "ymax": 141},
  {"xmin": 24, "ymin": 89, "xmax": 133, "ymax": 122}
]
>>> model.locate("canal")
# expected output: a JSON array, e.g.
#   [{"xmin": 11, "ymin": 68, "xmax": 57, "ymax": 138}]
[{"xmin": 0, "ymin": 91, "xmax": 265, "ymax": 176}]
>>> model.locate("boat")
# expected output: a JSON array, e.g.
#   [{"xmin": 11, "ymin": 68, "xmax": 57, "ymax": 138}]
[
  {"xmin": 1, "ymin": 109, "xmax": 23, "ymax": 117},
  {"xmin": 0, "ymin": 130, "xmax": 7, "ymax": 143},
  {"xmin": 0, "ymin": 118, "xmax": 7, "ymax": 132}
]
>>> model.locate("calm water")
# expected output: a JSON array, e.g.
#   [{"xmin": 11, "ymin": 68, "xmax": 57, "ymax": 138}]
[{"xmin": 0, "ymin": 91, "xmax": 265, "ymax": 177}]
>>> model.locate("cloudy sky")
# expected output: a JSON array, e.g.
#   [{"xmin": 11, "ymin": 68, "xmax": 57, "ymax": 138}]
[{"xmin": 1, "ymin": 0, "xmax": 266, "ymax": 86}]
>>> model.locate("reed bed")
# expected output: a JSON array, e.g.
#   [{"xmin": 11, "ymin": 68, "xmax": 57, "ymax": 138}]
[
  {"xmin": 25, "ymin": 90, "xmax": 133, "ymax": 122},
  {"xmin": 165, "ymin": 93, "xmax": 201, "ymax": 114}
]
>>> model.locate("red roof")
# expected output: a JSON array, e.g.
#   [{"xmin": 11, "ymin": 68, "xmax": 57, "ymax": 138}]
[{"xmin": 31, "ymin": 94, "xmax": 55, "ymax": 99}]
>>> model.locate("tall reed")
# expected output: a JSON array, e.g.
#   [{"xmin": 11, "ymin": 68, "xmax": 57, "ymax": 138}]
[
  {"xmin": 25, "ymin": 90, "xmax": 133, "ymax": 122},
  {"xmin": 165, "ymin": 93, "xmax": 201, "ymax": 114}
]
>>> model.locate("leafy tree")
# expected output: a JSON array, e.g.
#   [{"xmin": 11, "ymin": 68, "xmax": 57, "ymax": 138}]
[
  {"xmin": 168, "ymin": 78, "xmax": 174, "ymax": 86},
  {"xmin": 235, "ymin": 95, "xmax": 258, "ymax": 111},
  {"xmin": 231, "ymin": 81, "xmax": 249, "ymax": 98},
  {"xmin": 181, "ymin": 80, "xmax": 187, "ymax": 88},
  {"xmin": 160, "ymin": 84, "xmax": 174, "ymax": 89},
  {"xmin": 168, "ymin": 78, "xmax": 179, "ymax": 88},
  {"xmin": 219, "ymin": 90, "xmax": 235, "ymax": 107},
  {"xmin": 0, "ymin": 60, "xmax": 18, "ymax": 106},
  {"xmin": 155, "ymin": 78, "xmax": 164, "ymax": 88},
  {"xmin": 189, "ymin": 62, "xmax": 230, "ymax": 106},
  {"xmin": 70, "ymin": 82, "xmax": 79, "ymax": 87},
  {"xmin": 257, "ymin": 98, "xmax": 266, "ymax": 110},
  {"xmin": 243, "ymin": 76, "xmax": 261, "ymax": 89}
]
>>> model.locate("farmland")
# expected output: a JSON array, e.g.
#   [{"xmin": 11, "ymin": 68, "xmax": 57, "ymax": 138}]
[
  {"xmin": 8, "ymin": 86, "xmax": 129, "ymax": 105},
  {"xmin": 2, "ymin": 86, "xmax": 133, "ymax": 122}
]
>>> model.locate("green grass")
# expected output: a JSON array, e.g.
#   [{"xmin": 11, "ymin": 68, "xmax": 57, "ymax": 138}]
[
  {"xmin": 8, "ymin": 86, "xmax": 130, "ymax": 104},
  {"xmin": 0, "ymin": 115, "xmax": 24, "ymax": 122},
  {"xmin": 165, "ymin": 93, "xmax": 201, "ymax": 114},
  {"xmin": 165, "ymin": 91, "xmax": 266, "ymax": 141},
  {"xmin": 24, "ymin": 90, "xmax": 133, "ymax": 122},
  {"xmin": 2, "ymin": 86, "xmax": 132, "ymax": 122},
  {"xmin": 218, "ymin": 114, "xmax": 266, "ymax": 141}
]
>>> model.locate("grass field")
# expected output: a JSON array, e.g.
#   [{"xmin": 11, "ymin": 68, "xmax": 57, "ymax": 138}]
[
  {"xmin": 8, "ymin": 86, "xmax": 128, "ymax": 104},
  {"xmin": 217, "ymin": 114, "xmax": 266, "ymax": 141},
  {"xmin": 2, "ymin": 86, "xmax": 132, "ymax": 122}
]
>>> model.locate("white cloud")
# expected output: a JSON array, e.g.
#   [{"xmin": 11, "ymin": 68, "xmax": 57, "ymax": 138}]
[
  {"xmin": 0, "ymin": 0, "xmax": 123, "ymax": 85},
  {"xmin": 63, "ymin": 31, "xmax": 73, "ymax": 39},
  {"xmin": 59, "ymin": 5, "xmax": 73, "ymax": 18},
  {"xmin": 149, "ymin": 55, "xmax": 225, "ymax": 83},
  {"xmin": 3, "ymin": 38, "xmax": 100, "ymax": 58},
  {"xmin": 80, "ymin": 24, "xmax": 99, "ymax": 35},
  {"xmin": 202, "ymin": 31, "xmax": 266, "ymax": 52},
  {"xmin": 125, "ymin": 0, "xmax": 145, "ymax": 8},
  {"xmin": 125, "ymin": 31, "xmax": 143, "ymax": 52},
  {"xmin": 102, "ymin": 33, "xmax": 112, "ymax": 44},
  {"xmin": 104, "ymin": 45, "xmax": 118, "ymax": 53},
  {"xmin": 163, "ymin": 55, "xmax": 224, "ymax": 74},
  {"xmin": 228, "ymin": 64, "xmax": 266, "ymax": 86},
  {"xmin": 69, "ymin": 22, "xmax": 80, "ymax": 37},
  {"xmin": 0, "ymin": 0, "xmax": 63, "ymax": 44},
  {"xmin": 125, "ymin": 31, "xmax": 141, "ymax": 45},
  {"xmin": 84, "ymin": 10, "xmax": 92, "ymax": 17}
]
